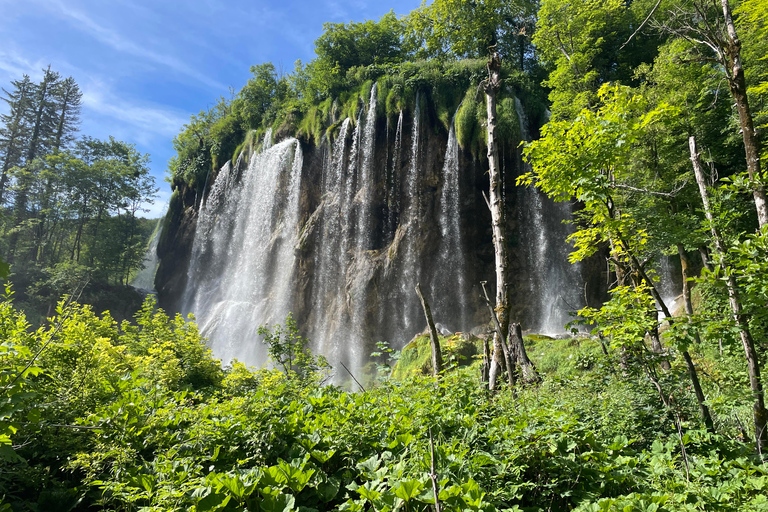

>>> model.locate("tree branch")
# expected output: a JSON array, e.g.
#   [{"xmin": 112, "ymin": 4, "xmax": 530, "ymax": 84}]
[{"xmin": 620, "ymin": 0, "xmax": 663, "ymax": 50}]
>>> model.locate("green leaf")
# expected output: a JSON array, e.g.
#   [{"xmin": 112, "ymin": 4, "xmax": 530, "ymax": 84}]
[{"xmin": 394, "ymin": 479, "xmax": 423, "ymax": 501}]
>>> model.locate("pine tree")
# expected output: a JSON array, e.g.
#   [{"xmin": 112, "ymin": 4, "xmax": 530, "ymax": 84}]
[
  {"xmin": 8, "ymin": 67, "xmax": 61, "ymax": 261},
  {"xmin": 51, "ymin": 76, "xmax": 82, "ymax": 153},
  {"xmin": 0, "ymin": 75, "xmax": 34, "ymax": 204}
]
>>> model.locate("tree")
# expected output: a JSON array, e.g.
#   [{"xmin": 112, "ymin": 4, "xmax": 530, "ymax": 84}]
[
  {"xmin": 315, "ymin": 12, "xmax": 406, "ymax": 72},
  {"xmin": 405, "ymin": 0, "xmax": 537, "ymax": 67},
  {"xmin": 689, "ymin": 134, "xmax": 767, "ymax": 453},
  {"xmin": 483, "ymin": 51, "xmax": 508, "ymax": 392},
  {"xmin": 522, "ymin": 85, "xmax": 714, "ymax": 427},
  {"xmin": 534, "ymin": 0, "xmax": 662, "ymax": 120},
  {"xmin": 50, "ymin": 76, "xmax": 82, "ymax": 153},
  {"xmin": 74, "ymin": 137, "xmax": 155, "ymax": 281},
  {"xmin": 653, "ymin": 0, "xmax": 768, "ymax": 227},
  {"xmin": 24, "ymin": 66, "xmax": 60, "ymax": 163},
  {"xmin": 0, "ymin": 75, "xmax": 34, "ymax": 204}
]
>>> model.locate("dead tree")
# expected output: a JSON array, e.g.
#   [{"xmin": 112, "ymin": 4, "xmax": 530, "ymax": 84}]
[
  {"xmin": 690, "ymin": 135, "xmax": 767, "ymax": 453},
  {"xmin": 655, "ymin": 1, "xmax": 767, "ymax": 227},
  {"xmin": 481, "ymin": 281, "xmax": 515, "ymax": 389},
  {"xmin": 415, "ymin": 283, "xmax": 443, "ymax": 378},
  {"xmin": 481, "ymin": 49, "xmax": 509, "ymax": 391}
]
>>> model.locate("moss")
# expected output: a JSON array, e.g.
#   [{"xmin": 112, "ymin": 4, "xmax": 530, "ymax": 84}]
[
  {"xmin": 390, "ymin": 334, "xmax": 483, "ymax": 380},
  {"xmin": 496, "ymin": 96, "xmax": 521, "ymax": 143},
  {"xmin": 385, "ymin": 82, "xmax": 407, "ymax": 117},
  {"xmin": 455, "ymin": 86, "xmax": 485, "ymax": 158},
  {"xmin": 297, "ymin": 106, "xmax": 325, "ymax": 146}
]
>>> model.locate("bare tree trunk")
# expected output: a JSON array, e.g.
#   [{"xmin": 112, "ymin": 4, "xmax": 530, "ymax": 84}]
[
  {"xmin": 508, "ymin": 322, "xmax": 539, "ymax": 384},
  {"xmin": 719, "ymin": 0, "xmax": 768, "ymax": 228},
  {"xmin": 415, "ymin": 283, "xmax": 443, "ymax": 378},
  {"xmin": 481, "ymin": 281, "xmax": 515, "ymax": 389},
  {"xmin": 677, "ymin": 245, "xmax": 695, "ymax": 317},
  {"xmin": 482, "ymin": 51, "xmax": 509, "ymax": 391},
  {"xmin": 690, "ymin": 135, "xmax": 767, "ymax": 453},
  {"xmin": 481, "ymin": 337, "xmax": 490, "ymax": 385}
]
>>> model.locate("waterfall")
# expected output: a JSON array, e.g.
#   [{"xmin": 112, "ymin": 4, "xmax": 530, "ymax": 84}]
[
  {"xmin": 182, "ymin": 136, "xmax": 302, "ymax": 365},
  {"xmin": 309, "ymin": 118, "xmax": 351, "ymax": 369},
  {"xmin": 656, "ymin": 255, "xmax": 679, "ymax": 316},
  {"xmin": 515, "ymin": 97, "xmax": 583, "ymax": 333},
  {"xmin": 131, "ymin": 218, "xmax": 163, "ymax": 292},
  {"xmin": 386, "ymin": 110, "xmax": 404, "ymax": 239},
  {"xmin": 175, "ymin": 92, "xmax": 592, "ymax": 381},
  {"xmin": 431, "ymin": 109, "xmax": 469, "ymax": 332},
  {"xmin": 397, "ymin": 93, "xmax": 423, "ymax": 333},
  {"xmin": 356, "ymin": 83, "xmax": 377, "ymax": 251}
]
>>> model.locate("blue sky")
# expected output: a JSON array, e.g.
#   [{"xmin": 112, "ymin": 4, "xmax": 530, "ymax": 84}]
[{"xmin": 0, "ymin": 0, "xmax": 423, "ymax": 217}]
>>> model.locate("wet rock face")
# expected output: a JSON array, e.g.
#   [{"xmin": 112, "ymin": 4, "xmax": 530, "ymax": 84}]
[{"xmin": 156, "ymin": 98, "xmax": 602, "ymax": 374}]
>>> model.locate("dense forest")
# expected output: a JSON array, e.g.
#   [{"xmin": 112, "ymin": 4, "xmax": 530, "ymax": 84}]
[
  {"xmin": 0, "ymin": 68, "xmax": 158, "ymax": 325},
  {"xmin": 3, "ymin": 0, "xmax": 768, "ymax": 510}
]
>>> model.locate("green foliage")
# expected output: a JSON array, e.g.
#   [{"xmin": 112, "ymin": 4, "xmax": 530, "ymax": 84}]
[
  {"xmin": 0, "ymin": 291, "xmax": 766, "ymax": 510},
  {"xmin": 258, "ymin": 313, "xmax": 331, "ymax": 383},
  {"xmin": 404, "ymin": 0, "xmax": 537, "ymax": 65},
  {"xmin": 455, "ymin": 86, "xmax": 486, "ymax": 157},
  {"xmin": 0, "ymin": 286, "xmax": 37, "ymax": 463},
  {"xmin": 737, "ymin": 0, "xmax": 768, "ymax": 151},
  {"xmin": 533, "ymin": 0, "xmax": 660, "ymax": 121}
]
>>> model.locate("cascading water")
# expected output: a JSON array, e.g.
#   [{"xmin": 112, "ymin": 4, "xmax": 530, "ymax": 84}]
[
  {"xmin": 515, "ymin": 97, "xmax": 583, "ymax": 333},
  {"xmin": 386, "ymin": 110, "xmax": 404, "ymax": 239},
  {"xmin": 656, "ymin": 255, "xmax": 679, "ymax": 316},
  {"xmin": 131, "ymin": 218, "xmax": 163, "ymax": 292},
  {"xmin": 396, "ymin": 92, "xmax": 423, "ymax": 334},
  {"xmin": 309, "ymin": 118, "xmax": 351, "ymax": 369},
  {"xmin": 355, "ymin": 84, "xmax": 378, "ymax": 251},
  {"xmin": 175, "ymin": 92, "xmax": 592, "ymax": 380},
  {"xmin": 431, "ymin": 110, "xmax": 469, "ymax": 331},
  {"xmin": 183, "ymin": 134, "xmax": 302, "ymax": 364}
]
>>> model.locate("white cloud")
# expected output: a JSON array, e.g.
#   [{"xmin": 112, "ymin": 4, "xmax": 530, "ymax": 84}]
[
  {"xmin": 0, "ymin": 49, "xmax": 49, "ymax": 83},
  {"xmin": 81, "ymin": 80, "xmax": 188, "ymax": 145},
  {"xmin": 30, "ymin": 0, "xmax": 228, "ymax": 92}
]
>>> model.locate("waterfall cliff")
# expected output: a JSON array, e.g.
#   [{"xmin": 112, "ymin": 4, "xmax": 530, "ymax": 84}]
[{"xmin": 157, "ymin": 90, "xmax": 602, "ymax": 376}]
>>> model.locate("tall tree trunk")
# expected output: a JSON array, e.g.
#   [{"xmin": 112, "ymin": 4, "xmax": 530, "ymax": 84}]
[
  {"xmin": 415, "ymin": 283, "xmax": 443, "ymax": 378},
  {"xmin": 690, "ymin": 135, "xmax": 767, "ymax": 453},
  {"xmin": 483, "ymin": 51, "xmax": 509, "ymax": 391},
  {"xmin": 677, "ymin": 245, "xmax": 695, "ymax": 318},
  {"xmin": 623, "ymin": 248, "xmax": 672, "ymax": 371},
  {"xmin": 719, "ymin": 0, "xmax": 768, "ymax": 228}
]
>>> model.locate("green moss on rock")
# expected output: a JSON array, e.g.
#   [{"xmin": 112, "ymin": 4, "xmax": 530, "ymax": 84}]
[{"xmin": 390, "ymin": 333, "xmax": 483, "ymax": 380}]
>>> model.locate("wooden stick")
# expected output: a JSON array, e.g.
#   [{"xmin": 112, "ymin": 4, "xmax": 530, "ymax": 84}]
[{"xmin": 339, "ymin": 361, "xmax": 366, "ymax": 392}]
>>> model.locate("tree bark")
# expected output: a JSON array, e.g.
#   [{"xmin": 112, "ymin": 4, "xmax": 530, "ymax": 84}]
[
  {"xmin": 719, "ymin": 0, "xmax": 768, "ymax": 228},
  {"xmin": 482, "ymin": 51, "xmax": 509, "ymax": 391},
  {"xmin": 415, "ymin": 283, "xmax": 443, "ymax": 378},
  {"xmin": 690, "ymin": 135, "xmax": 767, "ymax": 452},
  {"xmin": 508, "ymin": 322, "xmax": 539, "ymax": 384},
  {"xmin": 481, "ymin": 281, "xmax": 515, "ymax": 389}
]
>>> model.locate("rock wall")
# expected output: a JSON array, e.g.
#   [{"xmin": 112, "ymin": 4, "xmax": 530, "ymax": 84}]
[{"xmin": 155, "ymin": 92, "xmax": 605, "ymax": 374}]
